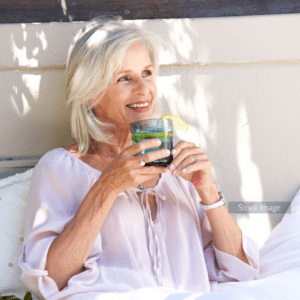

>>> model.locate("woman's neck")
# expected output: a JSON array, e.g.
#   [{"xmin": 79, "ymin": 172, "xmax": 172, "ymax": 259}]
[{"xmin": 91, "ymin": 123, "xmax": 133, "ymax": 158}]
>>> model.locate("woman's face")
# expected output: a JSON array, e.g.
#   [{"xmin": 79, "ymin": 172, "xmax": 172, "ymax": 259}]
[{"xmin": 91, "ymin": 41, "xmax": 157, "ymax": 127}]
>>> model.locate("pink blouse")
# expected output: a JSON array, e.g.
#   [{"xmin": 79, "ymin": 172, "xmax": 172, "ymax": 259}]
[{"xmin": 19, "ymin": 148, "xmax": 259, "ymax": 300}]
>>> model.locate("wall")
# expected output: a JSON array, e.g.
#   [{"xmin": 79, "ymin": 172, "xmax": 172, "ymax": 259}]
[{"xmin": 1, "ymin": 14, "xmax": 300, "ymax": 247}]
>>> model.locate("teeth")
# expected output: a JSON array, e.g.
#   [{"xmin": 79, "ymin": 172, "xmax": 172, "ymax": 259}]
[{"xmin": 129, "ymin": 102, "xmax": 149, "ymax": 108}]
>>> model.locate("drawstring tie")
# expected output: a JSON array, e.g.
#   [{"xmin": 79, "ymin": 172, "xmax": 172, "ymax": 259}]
[{"xmin": 135, "ymin": 188, "xmax": 166, "ymax": 286}]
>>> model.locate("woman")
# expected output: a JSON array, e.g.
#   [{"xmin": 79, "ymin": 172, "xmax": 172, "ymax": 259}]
[{"xmin": 19, "ymin": 16, "xmax": 259, "ymax": 300}]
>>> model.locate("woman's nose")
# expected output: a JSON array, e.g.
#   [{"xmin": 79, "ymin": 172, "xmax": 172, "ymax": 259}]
[{"xmin": 134, "ymin": 77, "xmax": 149, "ymax": 95}]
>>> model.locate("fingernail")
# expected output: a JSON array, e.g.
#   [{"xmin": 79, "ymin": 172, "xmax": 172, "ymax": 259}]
[
  {"xmin": 172, "ymin": 169, "xmax": 177, "ymax": 175},
  {"xmin": 182, "ymin": 168, "xmax": 187, "ymax": 173},
  {"xmin": 171, "ymin": 149, "xmax": 176, "ymax": 154},
  {"xmin": 169, "ymin": 163, "xmax": 174, "ymax": 170},
  {"xmin": 156, "ymin": 139, "xmax": 161, "ymax": 144},
  {"xmin": 166, "ymin": 149, "xmax": 170, "ymax": 155}
]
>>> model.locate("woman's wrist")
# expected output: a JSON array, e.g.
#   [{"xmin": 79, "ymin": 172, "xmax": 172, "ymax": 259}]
[
  {"xmin": 195, "ymin": 182, "xmax": 219, "ymax": 205},
  {"xmin": 96, "ymin": 173, "xmax": 124, "ymax": 196}
]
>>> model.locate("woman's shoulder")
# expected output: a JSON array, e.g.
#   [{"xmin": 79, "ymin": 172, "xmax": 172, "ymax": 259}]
[
  {"xmin": 36, "ymin": 145, "xmax": 99, "ymax": 178},
  {"xmin": 37, "ymin": 147, "xmax": 73, "ymax": 168},
  {"xmin": 29, "ymin": 148, "xmax": 99, "ymax": 198}
]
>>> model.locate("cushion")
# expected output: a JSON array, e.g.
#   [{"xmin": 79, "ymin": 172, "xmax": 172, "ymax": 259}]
[
  {"xmin": 215, "ymin": 189, "xmax": 300, "ymax": 299},
  {"xmin": 258, "ymin": 188, "xmax": 300, "ymax": 278},
  {"xmin": 0, "ymin": 169, "xmax": 34, "ymax": 298}
]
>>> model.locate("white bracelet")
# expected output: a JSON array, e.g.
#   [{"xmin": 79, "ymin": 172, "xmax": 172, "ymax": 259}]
[{"xmin": 200, "ymin": 192, "xmax": 226, "ymax": 211}]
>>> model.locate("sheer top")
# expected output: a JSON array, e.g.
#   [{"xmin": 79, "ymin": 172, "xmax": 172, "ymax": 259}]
[{"xmin": 19, "ymin": 148, "xmax": 259, "ymax": 300}]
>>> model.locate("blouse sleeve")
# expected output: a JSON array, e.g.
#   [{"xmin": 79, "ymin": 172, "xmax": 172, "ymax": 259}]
[
  {"xmin": 18, "ymin": 150, "xmax": 102, "ymax": 300},
  {"xmin": 200, "ymin": 207, "xmax": 259, "ymax": 283},
  {"xmin": 185, "ymin": 180, "xmax": 259, "ymax": 283}
]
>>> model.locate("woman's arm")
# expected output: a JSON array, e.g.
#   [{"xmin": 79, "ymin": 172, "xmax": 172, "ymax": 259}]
[
  {"xmin": 196, "ymin": 182, "xmax": 250, "ymax": 265},
  {"xmin": 45, "ymin": 180, "xmax": 118, "ymax": 291},
  {"xmin": 45, "ymin": 139, "xmax": 168, "ymax": 291},
  {"xmin": 167, "ymin": 140, "xmax": 251, "ymax": 265}
]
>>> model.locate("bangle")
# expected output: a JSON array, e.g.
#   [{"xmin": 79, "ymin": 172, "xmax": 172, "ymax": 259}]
[{"xmin": 200, "ymin": 192, "xmax": 226, "ymax": 211}]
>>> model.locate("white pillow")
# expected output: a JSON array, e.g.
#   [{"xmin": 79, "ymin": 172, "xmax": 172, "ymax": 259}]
[
  {"xmin": 258, "ymin": 188, "xmax": 300, "ymax": 279},
  {"xmin": 0, "ymin": 169, "xmax": 34, "ymax": 298}
]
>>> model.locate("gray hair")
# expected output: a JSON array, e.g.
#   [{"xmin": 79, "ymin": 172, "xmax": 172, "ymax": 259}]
[{"xmin": 65, "ymin": 16, "xmax": 163, "ymax": 154}]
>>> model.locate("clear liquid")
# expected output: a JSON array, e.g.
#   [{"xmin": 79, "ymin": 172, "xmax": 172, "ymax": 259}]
[{"xmin": 132, "ymin": 129, "xmax": 173, "ymax": 166}]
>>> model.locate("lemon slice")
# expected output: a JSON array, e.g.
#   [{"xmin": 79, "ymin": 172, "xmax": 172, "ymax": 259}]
[{"xmin": 160, "ymin": 114, "xmax": 188, "ymax": 131}]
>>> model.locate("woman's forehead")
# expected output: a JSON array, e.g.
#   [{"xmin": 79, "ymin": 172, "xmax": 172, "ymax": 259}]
[
  {"xmin": 114, "ymin": 43, "xmax": 152, "ymax": 74},
  {"xmin": 123, "ymin": 42, "xmax": 151, "ymax": 62}
]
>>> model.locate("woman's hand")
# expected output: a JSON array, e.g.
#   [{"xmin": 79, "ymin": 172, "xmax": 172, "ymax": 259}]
[
  {"xmin": 98, "ymin": 139, "xmax": 169, "ymax": 195},
  {"xmin": 168, "ymin": 141, "xmax": 217, "ymax": 201}
]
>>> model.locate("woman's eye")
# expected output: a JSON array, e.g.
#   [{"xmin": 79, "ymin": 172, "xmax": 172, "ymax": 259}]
[
  {"xmin": 118, "ymin": 76, "xmax": 129, "ymax": 82},
  {"xmin": 143, "ymin": 70, "xmax": 152, "ymax": 77},
  {"xmin": 117, "ymin": 71, "xmax": 152, "ymax": 82}
]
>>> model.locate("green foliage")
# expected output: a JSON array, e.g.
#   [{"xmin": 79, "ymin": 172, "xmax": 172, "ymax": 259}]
[
  {"xmin": 24, "ymin": 292, "xmax": 32, "ymax": 300},
  {"xmin": 0, "ymin": 292, "xmax": 31, "ymax": 300}
]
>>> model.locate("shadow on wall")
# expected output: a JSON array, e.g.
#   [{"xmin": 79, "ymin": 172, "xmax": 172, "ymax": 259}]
[
  {"xmin": 2, "ymin": 23, "xmax": 76, "ymax": 158},
  {"xmin": 9, "ymin": 24, "xmax": 45, "ymax": 117}
]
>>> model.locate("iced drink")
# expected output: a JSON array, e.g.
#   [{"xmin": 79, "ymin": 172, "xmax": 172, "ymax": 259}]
[{"xmin": 130, "ymin": 118, "xmax": 173, "ymax": 167}]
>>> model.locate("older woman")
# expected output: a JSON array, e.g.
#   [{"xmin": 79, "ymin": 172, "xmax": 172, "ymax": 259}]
[{"xmin": 19, "ymin": 16, "xmax": 259, "ymax": 300}]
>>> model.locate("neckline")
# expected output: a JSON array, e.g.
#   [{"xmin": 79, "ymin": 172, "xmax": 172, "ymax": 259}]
[{"xmin": 57, "ymin": 148, "xmax": 166, "ymax": 191}]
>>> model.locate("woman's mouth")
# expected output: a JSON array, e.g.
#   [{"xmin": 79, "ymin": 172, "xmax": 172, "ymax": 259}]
[{"xmin": 126, "ymin": 101, "xmax": 150, "ymax": 113}]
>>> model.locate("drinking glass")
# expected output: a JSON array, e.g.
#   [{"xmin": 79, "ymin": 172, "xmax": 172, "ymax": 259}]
[{"xmin": 130, "ymin": 118, "xmax": 173, "ymax": 167}]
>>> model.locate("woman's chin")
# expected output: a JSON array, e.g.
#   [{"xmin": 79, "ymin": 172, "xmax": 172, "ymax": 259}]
[{"xmin": 131, "ymin": 115, "xmax": 153, "ymax": 123}]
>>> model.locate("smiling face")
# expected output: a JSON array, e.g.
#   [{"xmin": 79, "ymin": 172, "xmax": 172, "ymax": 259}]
[{"xmin": 91, "ymin": 41, "xmax": 157, "ymax": 128}]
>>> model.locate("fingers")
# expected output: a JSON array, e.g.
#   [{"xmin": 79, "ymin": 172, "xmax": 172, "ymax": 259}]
[
  {"xmin": 134, "ymin": 149, "xmax": 170, "ymax": 175},
  {"xmin": 101, "ymin": 138, "xmax": 170, "ymax": 194},
  {"xmin": 171, "ymin": 140, "xmax": 203, "ymax": 158},
  {"xmin": 127, "ymin": 138, "xmax": 162, "ymax": 156},
  {"xmin": 169, "ymin": 153, "xmax": 210, "ymax": 176},
  {"xmin": 138, "ymin": 164, "xmax": 167, "ymax": 175},
  {"xmin": 121, "ymin": 139, "xmax": 170, "ymax": 172},
  {"xmin": 139, "ymin": 148, "xmax": 171, "ymax": 164},
  {"xmin": 168, "ymin": 141, "xmax": 208, "ymax": 176},
  {"xmin": 181, "ymin": 157, "xmax": 211, "ymax": 175},
  {"xmin": 125, "ymin": 138, "xmax": 171, "ymax": 170}
]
